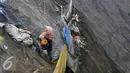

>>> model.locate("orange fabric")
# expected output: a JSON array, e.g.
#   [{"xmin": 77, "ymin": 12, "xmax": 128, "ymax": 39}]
[{"xmin": 40, "ymin": 38, "xmax": 48, "ymax": 45}]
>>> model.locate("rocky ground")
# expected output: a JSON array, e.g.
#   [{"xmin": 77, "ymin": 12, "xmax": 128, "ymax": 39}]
[
  {"xmin": 70, "ymin": 0, "xmax": 130, "ymax": 73},
  {"xmin": 0, "ymin": 0, "xmax": 129, "ymax": 73}
]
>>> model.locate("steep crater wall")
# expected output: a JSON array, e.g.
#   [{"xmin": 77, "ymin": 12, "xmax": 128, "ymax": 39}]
[
  {"xmin": 68, "ymin": 0, "xmax": 130, "ymax": 73},
  {"xmin": 7, "ymin": 0, "xmax": 130, "ymax": 73}
]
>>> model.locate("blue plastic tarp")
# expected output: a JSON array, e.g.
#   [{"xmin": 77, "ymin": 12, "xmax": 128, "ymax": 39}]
[{"xmin": 63, "ymin": 24, "xmax": 74, "ymax": 55}]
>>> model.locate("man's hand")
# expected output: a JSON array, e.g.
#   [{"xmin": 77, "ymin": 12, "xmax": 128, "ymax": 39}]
[{"xmin": 39, "ymin": 32, "xmax": 46, "ymax": 38}]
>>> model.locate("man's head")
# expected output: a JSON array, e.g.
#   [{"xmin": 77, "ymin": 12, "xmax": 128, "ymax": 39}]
[{"xmin": 45, "ymin": 26, "xmax": 53, "ymax": 34}]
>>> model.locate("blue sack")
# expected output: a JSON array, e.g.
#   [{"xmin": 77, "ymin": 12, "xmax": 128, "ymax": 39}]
[
  {"xmin": 63, "ymin": 24, "xmax": 74, "ymax": 55},
  {"xmin": 63, "ymin": 24, "xmax": 71, "ymax": 45}
]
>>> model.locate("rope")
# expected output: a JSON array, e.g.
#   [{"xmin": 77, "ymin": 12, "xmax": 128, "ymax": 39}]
[{"xmin": 33, "ymin": 66, "xmax": 50, "ymax": 73}]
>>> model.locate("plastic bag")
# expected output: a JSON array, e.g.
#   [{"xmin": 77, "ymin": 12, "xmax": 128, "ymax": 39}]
[{"xmin": 5, "ymin": 24, "xmax": 33, "ymax": 45}]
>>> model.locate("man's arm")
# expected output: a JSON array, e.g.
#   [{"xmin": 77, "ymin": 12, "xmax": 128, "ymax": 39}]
[{"xmin": 39, "ymin": 32, "xmax": 47, "ymax": 38}]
